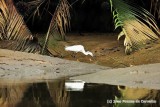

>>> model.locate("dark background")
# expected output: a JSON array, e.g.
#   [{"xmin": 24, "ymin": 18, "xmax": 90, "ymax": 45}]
[{"xmin": 14, "ymin": 0, "xmax": 160, "ymax": 33}]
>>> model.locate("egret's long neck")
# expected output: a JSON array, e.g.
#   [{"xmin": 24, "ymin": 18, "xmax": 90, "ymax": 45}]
[
  {"xmin": 84, "ymin": 51, "xmax": 91, "ymax": 56},
  {"xmin": 81, "ymin": 49, "xmax": 93, "ymax": 56},
  {"xmin": 81, "ymin": 49, "xmax": 87, "ymax": 55}
]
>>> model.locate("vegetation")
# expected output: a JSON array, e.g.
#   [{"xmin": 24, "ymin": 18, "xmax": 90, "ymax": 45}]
[
  {"xmin": 150, "ymin": 0, "xmax": 160, "ymax": 20},
  {"xmin": 0, "ymin": 0, "xmax": 40, "ymax": 53},
  {"xmin": 0, "ymin": 0, "xmax": 160, "ymax": 55},
  {"xmin": 41, "ymin": 0, "xmax": 70, "ymax": 54},
  {"xmin": 110, "ymin": 0, "xmax": 160, "ymax": 54}
]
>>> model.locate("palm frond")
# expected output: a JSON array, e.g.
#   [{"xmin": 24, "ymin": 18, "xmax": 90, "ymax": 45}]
[
  {"xmin": 0, "ymin": 0, "xmax": 32, "ymax": 41},
  {"xmin": 42, "ymin": 0, "xmax": 70, "ymax": 54},
  {"xmin": 110, "ymin": 0, "xmax": 159, "ymax": 54},
  {"xmin": 49, "ymin": 0, "xmax": 70, "ymax": 40},
  {"xmin": 0, "ymin": 0, "xmax": 8, "ymax": 39},
  {"xmin": 0, "ymin": 0, "xmax": 40, "ymax": 53},
  {"xmin": 16, "ymin": 0, "xmax": 45, "ymax": 22},
  {"xmin": 150, "ymin": 0, "xmax": 160, "ymax": 19}
]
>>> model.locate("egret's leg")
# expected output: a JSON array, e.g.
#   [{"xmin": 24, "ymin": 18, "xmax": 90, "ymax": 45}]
[
  {"xmin": 71, "ymin": 53, "xmax": 80, "ymax": 61},
  {"xmin": 71, "ymin": 52, "xmax": 76, "ymax": 58}
]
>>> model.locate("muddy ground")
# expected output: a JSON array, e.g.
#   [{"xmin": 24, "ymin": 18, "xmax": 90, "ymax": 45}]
[
  {"xmin": 1, "ymin": 33, "xmax": 160, "ymax": 68},
  {"xmin": 47, "ymin": 33, "xmax": 160, "ymax": 68}
]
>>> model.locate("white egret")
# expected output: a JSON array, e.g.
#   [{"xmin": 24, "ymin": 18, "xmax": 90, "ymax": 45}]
[{"xmin": 65, "ymin": 45, "xmax": 93, "ymax": 57}]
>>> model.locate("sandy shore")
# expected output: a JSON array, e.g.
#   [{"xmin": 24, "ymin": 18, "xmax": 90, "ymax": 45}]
[
  {"xmin": 0, "ymin": 49, "xmax": 160, "ymax": 89},
  {"xmin": 0, "ymin": 49, "xmax": 109, "ymax": 83},
  {"xmin": 71, "ymin": 63, "xmax": 160, "ymax": 89}
]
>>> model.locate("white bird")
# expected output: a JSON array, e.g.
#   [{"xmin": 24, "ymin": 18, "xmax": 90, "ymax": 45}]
[{"xmin": 65, "ymin": 45, "xmax": 93, "ymax": 57}]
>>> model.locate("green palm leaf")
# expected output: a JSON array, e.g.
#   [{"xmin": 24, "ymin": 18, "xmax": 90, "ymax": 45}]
[{"xmin": 110, "ymin": 0, "xmax": 160, "ymax": 54}]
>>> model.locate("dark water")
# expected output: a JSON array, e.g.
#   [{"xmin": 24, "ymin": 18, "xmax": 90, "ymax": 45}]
[{"xmin": 0, "ymin": 79, "xmax": 159, "ymax": 107}]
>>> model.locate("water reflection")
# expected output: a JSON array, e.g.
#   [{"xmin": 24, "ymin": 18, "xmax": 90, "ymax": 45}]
[
  {"xmin": 0, "ymin": 79, "xmax": 159, "ymax": 107},
  {"xmin": 65, "ymin": 80, "xmax": 85, "ymax": 91},
  {"xmin": 0, "ymin": 83, "xmax": 29, "ymax": 107},
  {"xmin": 117, "ymin": 86, "xmax": 160, "ymax": 107},
  {"xmin": 47, "ymin": 80, "xmax": 70, "ymax": 107}
]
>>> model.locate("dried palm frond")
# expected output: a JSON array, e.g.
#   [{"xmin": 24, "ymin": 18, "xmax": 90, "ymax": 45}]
[
  {"xmin": 0, "ymin": 0, "xmax": 8, "ymax": 40},
  {"xmin": 49, "ymin": 0, "xmax": 71, "ymax": 40},
  {"xmin": 42, "ymin": 0, "xmax": 70, "ymax": 54},
  {"xmin": 110, "ymin": 0, "xmax": 159, "ymax": 54},
  {"xmin": 0, "ymin": 0, "xmax": 32, "ymax": 42},
  {"xmin": 0, "ymin": 0, "xmax": 40, "ymax": 53}
]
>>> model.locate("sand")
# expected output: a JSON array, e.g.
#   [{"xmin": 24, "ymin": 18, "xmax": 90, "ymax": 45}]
[{"xmin": 0, "ymin": 33, "xmax": 160, "ymax": 89}]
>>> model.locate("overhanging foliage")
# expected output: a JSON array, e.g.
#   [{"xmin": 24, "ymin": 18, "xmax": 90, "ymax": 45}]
[{"xmin": 110, "ymin": 0, "xmax": 160, "ymax": 54}]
